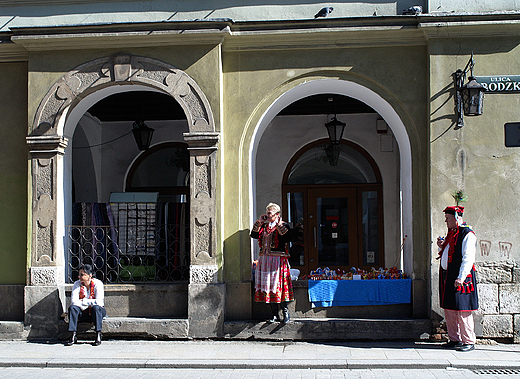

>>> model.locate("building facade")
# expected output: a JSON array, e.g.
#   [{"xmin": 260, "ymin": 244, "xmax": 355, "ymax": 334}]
[{"xmin": 0, "ymin": 0, "xmax": 519, "ymax": 341}]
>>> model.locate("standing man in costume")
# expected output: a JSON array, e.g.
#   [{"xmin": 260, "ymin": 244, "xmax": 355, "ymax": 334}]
[
  {"xmin": 437, "ymin": 206, "xmax": 478, "ymax": 352},
  {"xmin": 66, "ymin": 264, "xmax": 106, "ymax": 346},
  {"xmin": 251, "ymin": 203, "xmax": 294, "ymax": 323}
]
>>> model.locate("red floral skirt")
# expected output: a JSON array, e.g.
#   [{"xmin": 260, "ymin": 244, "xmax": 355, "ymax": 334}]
[{"xmin": 254, "ymin": 255, "xmax": 294, "ymax": 303}]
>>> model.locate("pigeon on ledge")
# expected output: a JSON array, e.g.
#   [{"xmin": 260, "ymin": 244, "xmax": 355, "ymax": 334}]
[
  {"xmin": 402, "ymin": 5, "xmax": 422, "ymax": 15},
  {"xmin": 315, "ymin": 7, "xmax": 334, "ymax": 18}
]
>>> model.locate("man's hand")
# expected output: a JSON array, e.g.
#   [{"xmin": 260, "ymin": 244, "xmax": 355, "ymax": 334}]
[{"xmin": 454, "ymin": 278, "xmax": 464, "ymax": 287}]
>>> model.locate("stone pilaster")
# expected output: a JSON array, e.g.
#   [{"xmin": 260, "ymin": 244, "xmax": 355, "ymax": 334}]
[
  {"xmin": 26, "ymin": 135, "xmax": 68, "ymax": 281},
  {"xmin": 25, "ymin": 135, "xmax": 68, "ymax": 338},
  {"xmin": 184, "ymin": 132, "xmax": 223, "ymax": 337}
]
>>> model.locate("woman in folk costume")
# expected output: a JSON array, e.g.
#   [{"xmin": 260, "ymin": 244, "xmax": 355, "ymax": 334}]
[
  {"xmin": 250, "ymin": 203, "xmax": 294, "ymax": 323},
  {"xmin": 66, "ymin": 264, "xmax": 106, "ymax": 346},
  {"xmin": 437, "ymin": 206, "xmax": 478, "ymax": 352}
]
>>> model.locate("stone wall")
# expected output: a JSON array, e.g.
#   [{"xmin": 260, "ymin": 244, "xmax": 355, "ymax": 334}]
[{"xmin": 475, "ymin": 260, "xmax": 520, "ymax": 342}]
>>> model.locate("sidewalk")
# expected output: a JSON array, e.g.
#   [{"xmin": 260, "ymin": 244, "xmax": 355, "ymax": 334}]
[{"xmin": 0, "ymin": 339, "xmax": 519, "ymax": 370}]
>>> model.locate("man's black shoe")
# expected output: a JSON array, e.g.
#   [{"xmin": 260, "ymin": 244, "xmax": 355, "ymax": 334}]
[
  {"xmin": 65, "ymin": 332, "xmax": 77, "ymax": 346},
  {"xmin": 93, "ymin": 331, "xmax": 102, "ymax": 346},
  {"xmin": 456, "ymin": 344, "xmax": 475, "ymax": 352},
  {"xmin": 442, "ymin": 340, "xmax": 462, "ymax": 348}
]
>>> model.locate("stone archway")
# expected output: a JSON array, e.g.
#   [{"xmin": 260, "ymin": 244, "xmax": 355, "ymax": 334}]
[{"xmin": 26, "ymin": 54, "xmax": 220, "ymax": 290}]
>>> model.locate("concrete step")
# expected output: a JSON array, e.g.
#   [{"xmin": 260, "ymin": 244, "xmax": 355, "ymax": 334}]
[
  {"xmin": 0, "ymin": 321, "xmax": 25, "ymax": 340},
  {"xmin": 223, "ymin": 318, "xmax": 432, "ymax": 341},
  {"xmin": 58, "ymin": 317, "xmax": 189, "ymax": 340}
]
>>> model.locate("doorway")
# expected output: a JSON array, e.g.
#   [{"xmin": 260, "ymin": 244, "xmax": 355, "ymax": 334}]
[{"xmin": 283, "ymin": 140, "xmax": 383, "ymax": 276}]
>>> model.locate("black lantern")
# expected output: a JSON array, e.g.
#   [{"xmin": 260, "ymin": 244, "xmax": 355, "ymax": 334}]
[
  {"xmin": 453, "ymin": 53, "xmax": 485, "ymax": 129},
  {"xmin": 132, "ymin": 120, "xmax": 154, "ymax": 150},
  {"xmin": 462, "ymin": 76, "xmax": 484, "ymax": 116},
  {"xmin": 324, "ymin": 116, "xmax": 346, "ymax": 166}
]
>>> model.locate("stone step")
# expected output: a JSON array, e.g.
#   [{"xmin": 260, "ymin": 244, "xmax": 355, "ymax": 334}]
[
  {"xmin": 0, "ymin": 321, "xmax": 25, "ymax": 340},
  {"xmin": 56, "ymin": 317, "xmax": 431, "ymax": 341},
  {"xmin": 224, "ymin": 318, "xmax": 432, "ymax": 341}
]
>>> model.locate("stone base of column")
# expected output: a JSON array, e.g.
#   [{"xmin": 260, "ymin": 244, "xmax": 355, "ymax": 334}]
[
  {"xmin": 188, "ymin": 283, "xmax": 225, "ymax": 338},
  {"xmin": 24, "ymin": 285, "xmax": 65, "ymax": 339}
]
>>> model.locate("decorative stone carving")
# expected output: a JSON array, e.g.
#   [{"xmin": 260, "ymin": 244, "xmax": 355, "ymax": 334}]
[
  {"xmin": 30, "ymin": 266, "xmax": 63, "ymax": 286},
  {"xmin": 32, "ymin": 54, "xmax": 215, "ymax": 136},
  {"xmin": 36, "ymin": 159, "xmax": 52, "ymax": 200},
  {"xmin": 195, "ymin": 220, "xmax": 212, "ymax": 260},
  {"xmin": 185, "ymin": 132, "xmax": 219, "ymax": 266},
  {"xmin": 190, "ymin": 265, "xmax": 219, "ymax": 284}
]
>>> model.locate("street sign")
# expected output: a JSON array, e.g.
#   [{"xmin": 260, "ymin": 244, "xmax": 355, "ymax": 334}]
[{"xmin": 474, "ymin": 76, "xmax": 520, "ymax": 93}]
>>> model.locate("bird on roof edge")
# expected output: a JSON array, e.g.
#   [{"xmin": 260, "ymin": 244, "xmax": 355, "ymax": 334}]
[
  {"xmin": 402, "ymin": 5, "xmax": 422, "ymax": 15},
  {"xmin": 315, "ymin": 7, "xmax": 334, "ymax": 18}
]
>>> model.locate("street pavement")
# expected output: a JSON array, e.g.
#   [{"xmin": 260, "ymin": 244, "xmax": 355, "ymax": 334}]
[{"xmin": 0, "ymin": 339, "xmax": 519, "ymax": 378}]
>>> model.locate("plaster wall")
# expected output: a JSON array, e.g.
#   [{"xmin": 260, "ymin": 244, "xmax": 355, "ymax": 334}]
[
  {"xmin": 428, "ymin": 0, "xmax": 520, "ymax": 13},
  {"xmin": 0, "ymin": 62, "xmax": 28, "ymax": 285},
  {"xmin": 430, "ymin": 36, "xmax": 520, "ymax": 327},
  {"xmin": 222, "ymin": 45, "xmax": 429, "ymax": 283},
  {"xmin": 255, "ymin": 113, "xmax": 401, "ymax": 269},
  {"xmin": 0, "ymin": 0, "xmax": 426, "ymax": 32}
]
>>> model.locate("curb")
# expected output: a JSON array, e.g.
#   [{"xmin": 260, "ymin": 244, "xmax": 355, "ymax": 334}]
[{"xmin": 2, "ymin": 358, "xmax": 520, "ymax": 370}]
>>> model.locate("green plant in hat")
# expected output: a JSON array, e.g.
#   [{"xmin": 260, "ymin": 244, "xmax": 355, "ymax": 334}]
[{"xmin": 451, "ymin": 190, "xmax": 467, "ymax": 206}]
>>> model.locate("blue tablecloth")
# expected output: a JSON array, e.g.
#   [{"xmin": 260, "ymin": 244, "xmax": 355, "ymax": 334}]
[{"xmin": 308, "ymin": 279, "xmax": 412, "ymax": 308}]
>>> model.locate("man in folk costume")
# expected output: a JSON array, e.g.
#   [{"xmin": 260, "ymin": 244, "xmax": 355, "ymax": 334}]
[
  {"xmin": 437, "ymin": 206, "xmax": 478, "ymax": 352},
  {"xmin": 251, "ymin": 203, "xmax": 294, "ymax": 323},
  {"xmin": 66, "ymin": 264, "xmax": 106, "ymax": 346}
]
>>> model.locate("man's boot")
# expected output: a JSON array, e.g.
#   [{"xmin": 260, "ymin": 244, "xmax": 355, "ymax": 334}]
[
  {"xmin": 281, "ymin": 302, "xmax": 290, "ymax": 324},
  {"xmin": 93, "ymin": 331, "xmax": 102, "ymax": 346},
  {"xmin": 269, "ymin": 303, "xmax": 280, "ymax": 322},
  {"xmin": 65, "ymin": 331, "xmax": 77, "ymax": 346}
]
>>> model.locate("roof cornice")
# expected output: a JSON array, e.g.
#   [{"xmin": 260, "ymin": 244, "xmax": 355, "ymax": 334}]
[{"xmin": 2, "ymin": 13, "xmax": 520, "ymax": 58}]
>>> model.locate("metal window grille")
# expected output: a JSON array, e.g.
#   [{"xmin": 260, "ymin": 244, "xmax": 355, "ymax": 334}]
[{"xmin": 66, "ymin": 202, "xmax": 189, "ymax": 283}]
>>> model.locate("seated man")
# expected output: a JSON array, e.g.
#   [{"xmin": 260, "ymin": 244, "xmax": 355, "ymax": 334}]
[{"xmin": 66, "ymin": 264, "xmax": 106, "ymax": 346}]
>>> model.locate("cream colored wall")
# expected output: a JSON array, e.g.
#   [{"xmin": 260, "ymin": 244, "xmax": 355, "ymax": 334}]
[{"xmin": 429, "ymin": 34, "xmax": 520, "ymax": 315}]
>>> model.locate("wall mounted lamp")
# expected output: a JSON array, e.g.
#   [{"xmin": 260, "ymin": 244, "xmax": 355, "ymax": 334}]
[
  {"xmin": 324, "ymin": 115, "xmax": 346, "ymax": 166},
  {"xmin": 132, "ymin": 120, "xmax": 154, "ymax": 150},
  {"xmin": 453, "ymin": 53, "xmax": 485, "ymax": 130}
]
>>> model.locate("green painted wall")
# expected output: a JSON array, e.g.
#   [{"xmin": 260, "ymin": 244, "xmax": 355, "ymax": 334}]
[{"xmin": 0, "ymin": 62, "xmax": 28, "ymax": 284}]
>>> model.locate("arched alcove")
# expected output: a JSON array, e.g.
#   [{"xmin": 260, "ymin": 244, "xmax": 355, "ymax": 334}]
[
  {"xmin": 27, "ymin": 54, "xmax": 219, "ymax": 286},
  {"xmin": 249, "ymin": 79, "xmax": 413, "ymax": 275}
]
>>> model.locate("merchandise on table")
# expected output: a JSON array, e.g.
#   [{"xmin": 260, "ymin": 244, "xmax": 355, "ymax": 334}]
[{"xmin": 304, "ymin": 266, "xmax": 408, "ymax": 280}]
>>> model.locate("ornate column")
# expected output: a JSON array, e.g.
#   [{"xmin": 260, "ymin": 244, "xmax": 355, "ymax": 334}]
[
  {"xmin": 184, "ymin": 131, "xmax": 223, "ymax": 337},
  {"xmin": 24, "ymin": 135, "xmax": 68, "ymax": 338}
]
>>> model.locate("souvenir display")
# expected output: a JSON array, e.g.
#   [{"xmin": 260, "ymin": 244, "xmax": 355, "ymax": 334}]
[{"xmin": 304, "ymin": 266, "xmax": 407, "ymax": 280}]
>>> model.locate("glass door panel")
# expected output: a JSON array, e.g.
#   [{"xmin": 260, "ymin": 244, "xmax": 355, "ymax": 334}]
[
  {"xmin": 286, "ymin": 192, "xmax": 305, "ymax": 267},
  {"xmin": 308, "ymin": 188, "xmax": 358, "ymax": 271},
  {"xmin": 362, "ymin": 190, "xmax": 379, "ymax": 266},
  {"xmin": 316, "ymin": 196, "xmax": 350, "ymax": 266}
]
